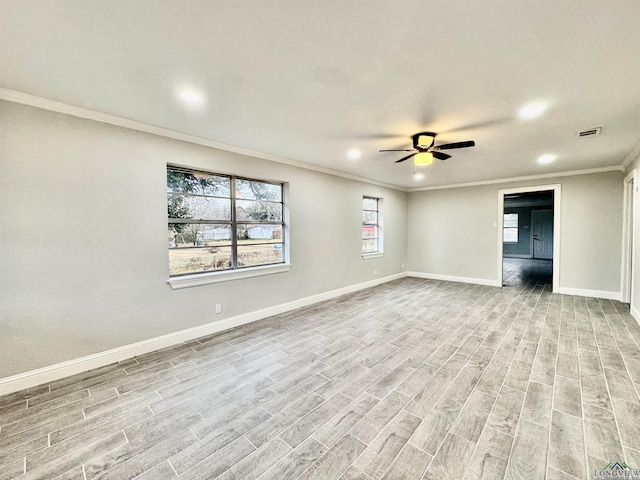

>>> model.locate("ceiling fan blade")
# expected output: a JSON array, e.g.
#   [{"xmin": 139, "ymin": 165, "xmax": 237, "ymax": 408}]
[
  {"xmin": 395, "ymin": 152, "xmax": 417, "ymax": 163},
  {"xmin": 436, "ymin": 140, "xmax": 475, "ymax": 150},
  {"xmin": 379, "ymin": 149, "xmax": 414, "ymax": 152},
  {"xmin": 432, "ymin": 151, "xmax": 452, "ymax": 161}
]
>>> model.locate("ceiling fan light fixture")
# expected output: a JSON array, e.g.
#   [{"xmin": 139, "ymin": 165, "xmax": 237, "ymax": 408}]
[
  {"xmin": 382, "ymin": 131, "xmax": 475, "ymax": 164},
  {"xmin": 413, "ymin": 132, "xmax": 436, "ymax": 149},
  {"xmin": 418, "ymin": 135, "xmax": 434, "ymax": 149},
  {"xmin": 414, "ymin": 152, "xmax": 434, "ymax": 166}
]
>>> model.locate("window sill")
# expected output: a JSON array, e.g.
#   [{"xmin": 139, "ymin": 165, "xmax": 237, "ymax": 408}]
[
  {"xmin": 168, "ymin": 263, "xmax": 291, "ymax": 290},
  {"xmin": 362, "ymin": 252, "xmax": 384, "ymax": 260}
]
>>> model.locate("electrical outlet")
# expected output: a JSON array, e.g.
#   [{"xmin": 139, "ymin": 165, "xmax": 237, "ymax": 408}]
[
  {"xmin": 374, "ymin": 269, "xmax": 378, "ymax": 275},
  {"xmin": 215, "ymin": 303, "xmax": 222, "ymax": 314},
  {"xmin": 401, "ymin": 263, "xmax": 405, "ymax": 269}
]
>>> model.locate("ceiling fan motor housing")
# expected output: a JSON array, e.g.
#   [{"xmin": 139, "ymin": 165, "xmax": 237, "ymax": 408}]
[{"xmin": 413, "ymin": 132, "xmax": 436, "ymax": 150}]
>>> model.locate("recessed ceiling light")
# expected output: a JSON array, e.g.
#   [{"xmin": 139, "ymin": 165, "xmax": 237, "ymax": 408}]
[
  {"xmin": 347, "ymin": 148, "xmax": 361, "ymax": 160},
  {"xmin": 538, "ymin": 154, "xmax": 557, "ymax": 164},
  {"xmin": 518, "ymin": 101, "xmax": 547, "ymax": 120},
  {"xmin": 178, "ymin": 89, "xmax": 206, "ymax": 108},
  {"xmin": 414, "ymin": 172, "xmax": 425, "ymax": 180}
]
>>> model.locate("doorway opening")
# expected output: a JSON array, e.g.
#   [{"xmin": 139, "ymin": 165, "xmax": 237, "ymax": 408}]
[{"xmin": 497, "ymin": 185, "xmax": 561, "ymax": 290}]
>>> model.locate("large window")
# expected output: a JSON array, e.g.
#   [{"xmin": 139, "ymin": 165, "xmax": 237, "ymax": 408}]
[
  {"xmin": 362, "ymin": 196, "xmax": 382, "ymax": 254},
  {"xmin": 167, "ymin": 167, "xmax": 284, "ymax": 276},
  {"xmin": 503, "ymin": 213, "xmax": 519, "ymax": 243}
]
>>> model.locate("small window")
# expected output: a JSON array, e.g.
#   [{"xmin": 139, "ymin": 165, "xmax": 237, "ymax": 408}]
[
  {"xmin": 503, "ymin": 213, "xmax": 518, "ymax": 243},
  {"xmin": 362, "ymin": 197, "xmax": 382, "ymax": 254},
  {"xmin": 167, "ymin": 167, "xmax": 285, "ymax": 276}
]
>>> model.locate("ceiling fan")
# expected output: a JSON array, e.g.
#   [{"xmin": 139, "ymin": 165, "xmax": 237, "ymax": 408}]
[{"xmin": 380, "ymin": 132, "xmax": 475, "ymax": 165}]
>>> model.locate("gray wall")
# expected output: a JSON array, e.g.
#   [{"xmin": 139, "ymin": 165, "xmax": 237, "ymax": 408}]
[
  {"xmin": 0, "ymin": 99, "xmax": 629, "ymax": 379},
  {"xmin": 407, "ymin": 171, "xmax": 624, "ymax": 293},
  {"xmin": 0, "ymin": 101, "xmax": 408, "ymax": 377}
]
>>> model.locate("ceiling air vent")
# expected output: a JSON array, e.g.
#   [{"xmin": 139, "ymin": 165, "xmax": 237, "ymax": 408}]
[{"xmin": 576, "ymin": 127, "xmax": 602, "ymax": 139}]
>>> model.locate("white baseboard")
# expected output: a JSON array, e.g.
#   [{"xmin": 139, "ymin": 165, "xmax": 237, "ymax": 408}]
[
  {"xmin": 555, "ymin": 287, "xmax": 622, "ymax": 301},
  {"xmin": 406, "ymin": 272, "xmax": 624, "ymax": 302},
  {"xmin": 629, "ymin": 304, "xmax": 640, "ymax": 324},
  {"xmin": 503, "ymin": 254, "xmax": 532, "ymax": 259},
  {"xmin": 407, "ymin": 271, "xmax": 501, "ymax": 287},
  {"xmin": 0, "ymin": 272, "xmax": 407, "ymax": 396}
]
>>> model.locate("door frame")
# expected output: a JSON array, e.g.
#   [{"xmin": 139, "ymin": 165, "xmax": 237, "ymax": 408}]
[
  {"xmin": 532, "ymin": 209, "xmax": 554, "ymax": 259},
  {"xmin": 621, "ymin": 170, "xmax": 636, "ymax": 304},
  {"xmin": 497, "ymin": 184, "xmax": 561, "ymax": 291}
]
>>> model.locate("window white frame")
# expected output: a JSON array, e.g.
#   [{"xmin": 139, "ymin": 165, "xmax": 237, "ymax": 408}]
[
  {"xmin": 362, "ymin": 196, "xmax": 383, "ymax": 258},
  {"xmin": 503, "ymin": 213, "xmax": 519, "ymax": 243},
  {"xmin": 167, "ymin": 166, "xmax": 290, "ymax": 289}
]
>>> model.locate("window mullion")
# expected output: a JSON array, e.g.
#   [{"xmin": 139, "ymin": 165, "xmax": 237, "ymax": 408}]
[
  {"xmin": 168, "ymin": 167, "xmax": 285, "ymax": 276},
  {"xmin": 231, "ymin": 177, "xmax": 238, "ymax": 269}
]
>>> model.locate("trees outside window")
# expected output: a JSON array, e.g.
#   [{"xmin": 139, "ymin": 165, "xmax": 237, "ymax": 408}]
[{"xmin": 167, "ymin": 167, "xmax": 285, "ymax": 276}]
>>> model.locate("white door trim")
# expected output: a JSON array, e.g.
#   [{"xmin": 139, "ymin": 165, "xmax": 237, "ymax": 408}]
[
  {"xmin": 621, "ymin": 170, "xmax": 636, "ymax": 304},
  {"xmin": 497, "ymin": 184, "xmax": 561, "ymax": 291}
]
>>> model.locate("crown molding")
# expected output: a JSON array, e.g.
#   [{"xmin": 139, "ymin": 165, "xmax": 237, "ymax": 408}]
[
  {"xmin": 0, "ymin": 88, "xmax": 405, "ymax": 192},
  {"xmin": 1, "ymin": 88, "xmax": 629, "ymax": 195},
  {"xmin": 407, "ymin": 165, "xmax": 625, "ymax": 193},
  {"xmin": 622, "ymin": 138, "xmax": 640, "ymax": 170}
]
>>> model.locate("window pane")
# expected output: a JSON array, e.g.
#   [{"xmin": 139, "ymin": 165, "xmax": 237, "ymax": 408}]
[
  {"xmin": 167, "ymin": 169, "xmax": 231, "ymax": 197},
  {"xmin": 237, "ymin": 244, "xmax": 284, "ymax": 267},
  {"xmin": 169, "ymin": 247, "xmax": 232, "ymax": 275},
  {"xmin": 362, "ymin": 211, "xmax": 378, "ymax": 225},
  {"xmin": 169, "ymin": 224, "xmax": 232, "ymax": 248},
  {"xmin": 168, "ymin": 194, "xmax": 231, "ymax": 221},
  {"xmin": 504, "ymin": 213, "xmax": 518, "ymax": 228},
  {"xmin": 237, "ymin": 224, "xmax": 283, "ymax": 244},
  {"xmin": 363, "ymin": 197, "xmax": 378, "ymax": 211},
  {"xmin": 167, "ymin": 168, "xmax": 287, "ymax": 277},
  {"xmin": 362, "ymin": 239, "xmax": 378, "ymax": 253},
  {"xmin": 236, "ymin": 199, "xmax": 283, "ymax": 222},
  {"xmin": 362, "ymin": 226, "xmax": 378, "ymax": 239},
  {"xmin": 236, "ymin": 179, "xmax": 282, "ymax": 201},
  {"xmin": 503, "ymin": 228, "xmax": 518, "ymax": 243}
]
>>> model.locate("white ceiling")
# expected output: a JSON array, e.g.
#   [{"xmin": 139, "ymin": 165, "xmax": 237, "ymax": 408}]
[{"xmin": 2, "ymin": 0, "xmax": 640, "ymax": 189}]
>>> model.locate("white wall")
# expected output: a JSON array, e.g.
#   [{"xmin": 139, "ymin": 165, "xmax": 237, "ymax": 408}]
[
  {"xmin": 0, "ymin": 101, "xmax": 408, "ymax": 378},
  {"xmin": 407, "ymin": 171, "xmax": 624, "ymax": 294}
]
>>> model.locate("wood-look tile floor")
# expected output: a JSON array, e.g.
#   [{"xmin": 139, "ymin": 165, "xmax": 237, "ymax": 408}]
[
  {"xmin": 503, "ymin": 258, "xmax": 553, "ymax": 287},
  {"xmin": 1, "ymin": 278, "xmax": 640, "ymax": 480}
]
